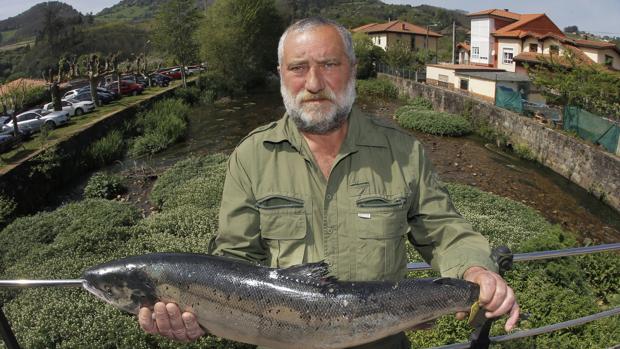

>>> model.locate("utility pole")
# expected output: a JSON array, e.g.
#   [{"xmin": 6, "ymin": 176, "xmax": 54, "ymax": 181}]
[{"xmin": 452, "ymin": 21, "xmax": 456, "ymax": 64}]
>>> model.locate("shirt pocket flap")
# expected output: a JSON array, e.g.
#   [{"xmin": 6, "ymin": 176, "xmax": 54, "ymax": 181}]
[
  {"xmin": 258, "ymin": 194, "xmax": 307, "ymax": 240},
  {"xmin": 355, "ymin": 196, "xmax": 408, "ymax": 239}
]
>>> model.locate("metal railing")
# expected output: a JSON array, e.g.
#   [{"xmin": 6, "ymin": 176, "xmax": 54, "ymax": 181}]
[{"xmin": 376, "ymin": 62, "xmax": 426, "ymax": 82}]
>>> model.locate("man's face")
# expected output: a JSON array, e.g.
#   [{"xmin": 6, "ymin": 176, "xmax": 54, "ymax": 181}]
[{"xmin": 279, "ymin": 25, "xmax": 356, "ymax": 134}]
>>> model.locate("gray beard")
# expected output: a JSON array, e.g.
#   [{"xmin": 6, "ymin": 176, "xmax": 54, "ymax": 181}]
[{"xmin": 281, "ymin": 78, "xmax": 356, "ymax": 135}]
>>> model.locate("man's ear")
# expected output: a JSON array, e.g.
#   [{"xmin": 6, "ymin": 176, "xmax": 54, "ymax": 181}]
[{"xmin": 277, "ymin": 65, "xmax": 281, "ymax": 74}]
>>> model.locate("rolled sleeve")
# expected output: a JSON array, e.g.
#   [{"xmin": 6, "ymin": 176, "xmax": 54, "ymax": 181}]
[{"xmin": 407, "ymin": 143, "xmax": 497, "ymax": 278}]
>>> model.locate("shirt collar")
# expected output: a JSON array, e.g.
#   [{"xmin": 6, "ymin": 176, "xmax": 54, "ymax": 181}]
[{"xmin": 263, "ymin": 105, "xmax": 389, "ymax": 150}]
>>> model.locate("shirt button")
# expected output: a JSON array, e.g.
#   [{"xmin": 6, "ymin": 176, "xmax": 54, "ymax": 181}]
[{"xmin": 326, "ymin": 194, "xmax": 333, "ymax": 200}]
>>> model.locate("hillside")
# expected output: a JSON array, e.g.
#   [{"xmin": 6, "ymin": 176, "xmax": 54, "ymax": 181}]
[
  {"xmin": 96, "ymin": 0, "xmax": 211, "ymax": 22},
  {"xmin": 0, "ymin": 1, "xmax": 84, "ymax": 45}
]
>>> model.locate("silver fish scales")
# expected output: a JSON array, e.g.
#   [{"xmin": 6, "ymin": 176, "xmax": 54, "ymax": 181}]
[{"xmin": 82, "ymin": 253, "xmax": 479, "ymax": 349}]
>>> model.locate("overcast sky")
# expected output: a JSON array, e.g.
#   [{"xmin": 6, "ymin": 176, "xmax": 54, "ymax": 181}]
[{"xmin": 1, "ymin": 0, "xmax": 619, "ymax": 36}]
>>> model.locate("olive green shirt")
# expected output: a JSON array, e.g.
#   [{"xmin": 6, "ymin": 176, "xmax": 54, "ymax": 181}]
[{"xmin": 210, "ymin": 107, "xmax": 497, "ymax": 348}]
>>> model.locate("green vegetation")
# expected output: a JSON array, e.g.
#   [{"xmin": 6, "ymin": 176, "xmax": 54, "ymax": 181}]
[
  {"xmin": 0, "ymin": 194, "xmax": 16, "ymax": 226},
  {"xmin": 174, "ymin": 86, "xmax": 201, "ymax": 105},
  {"xmin": 527, "ymin": 52, "xmax": 620, "ymax": 120},
  {"xmin": 395, "ymin": 105, "xmax": 472, "ymax": 136},
  {"xmin": 0, "ymin": 155, "xmax": 616, "ymax": 348},
  {"xmin": 513, "ymin": 143, "xmax": 536, "ymax": 161},
  {"xmin": 356, "ymin": 77, "xmax": 399, "ymax": 100},
  {"xmin": 199, "ymin": 0, "xmax": 284, "ymax": 92},
  {"xmin": 352, "ymin": 32, "xmax": 385, "ymax": 79},
  {"xmin": 83, "ymin": 130, "xmax": 126, "ymax": 168},
  {"xmin": 130, "ymin": 98, "xmax": 190, "ymax": 156},
  {"xmin": 83, "ymin": 172, "xmax": 127, "ymax": 199},
  {"xmin": 407, "ymin": 96, "xmax": 433, "ymax": 110}
]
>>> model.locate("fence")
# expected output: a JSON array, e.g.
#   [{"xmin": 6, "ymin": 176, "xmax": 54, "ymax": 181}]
[
  {"xmin": 563, "ymin": 106, "xmax": 620, "ymax": 154},
  {"xmin": 376, "ymin": 62, "xmax": 426, "ymax": 82}
]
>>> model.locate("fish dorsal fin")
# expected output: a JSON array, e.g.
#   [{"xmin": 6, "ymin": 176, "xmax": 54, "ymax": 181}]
[{"xmin": 432, "ymin": 277, "xmax": 463, "ymax": 286}]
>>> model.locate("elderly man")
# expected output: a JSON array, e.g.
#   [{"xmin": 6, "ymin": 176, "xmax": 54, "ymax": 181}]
[{"xmin": 139, "ymin": 17, "xmax": 519, "ymax": 348}]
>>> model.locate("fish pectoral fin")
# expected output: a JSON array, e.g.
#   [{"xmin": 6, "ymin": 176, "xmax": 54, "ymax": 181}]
[
  {"xmin": 408, "ymin": 320, "xmax": 436, "ymax": 331},
  {"xmin": 278, "ymin": 261, "xmax": 336, "ymax": 282}
]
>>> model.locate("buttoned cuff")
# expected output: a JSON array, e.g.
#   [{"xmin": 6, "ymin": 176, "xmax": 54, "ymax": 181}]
[{"xmin": 438, "ymin": 250, "xmax": 498, "ymax": 279}]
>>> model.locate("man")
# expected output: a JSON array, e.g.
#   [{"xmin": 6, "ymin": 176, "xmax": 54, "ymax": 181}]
[{"xmin": 139, "ymin": 17, "xmax": 519, "ymax": 348}]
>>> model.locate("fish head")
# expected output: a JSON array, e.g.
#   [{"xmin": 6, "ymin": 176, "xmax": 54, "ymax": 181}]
[{"xmin": 82, "ymin": 261, "xmax": 158, "ymax": 314}]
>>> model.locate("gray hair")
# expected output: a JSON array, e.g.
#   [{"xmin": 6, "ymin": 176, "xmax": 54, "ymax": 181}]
[{"xmin": 277, "ymin": 17, "xmax": 356, "ymax": 67}]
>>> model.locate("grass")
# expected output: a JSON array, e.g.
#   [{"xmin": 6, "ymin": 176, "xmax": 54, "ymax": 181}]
[{"xmin": 0, "ymin": 79, "xmax": 188, "ymax": 173}]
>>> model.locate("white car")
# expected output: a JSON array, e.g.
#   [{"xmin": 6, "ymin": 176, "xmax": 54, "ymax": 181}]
[
  {"xmin": 1, "ymin": 109, "xmax": 70, "ymax": 135},
  {"xmin": 44, "ymin": 100, "xmax": 95, "ymax": 116}
]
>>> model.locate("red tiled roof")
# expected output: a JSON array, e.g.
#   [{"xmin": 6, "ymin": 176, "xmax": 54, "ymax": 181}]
[
  {"xmin": 352, "ymin": 20, "xmax": 442, "ymax": 37},
  {"xmin": 457, "ymin": 42, "xmax": 470, "ymax": 51},
  {"xmin": 427, "ymin": 63, "xmax": 504, "ymax": 71},
  {"xmin": 513, "ymin": 45, "xmax": 595, "ymax": 67},
  {"xmin": 573, "ymin": 39, "xmax": 617, "ymax": 49},
  {"xmin": 493, "ymin": 14, "xmax": 565, "ymax": 38},
  {"xmin": 468, "ymin": 9, "xmax": 521, "ymax": 21}
]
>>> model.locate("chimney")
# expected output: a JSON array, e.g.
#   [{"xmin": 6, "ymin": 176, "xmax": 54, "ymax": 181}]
[
  {"xmin": 504, "ymin": 8, "xmax": 509, "ymax": 12},
  {"xmin": 402, "ymin": 23, "xmax": 406, "ymax": 30}
]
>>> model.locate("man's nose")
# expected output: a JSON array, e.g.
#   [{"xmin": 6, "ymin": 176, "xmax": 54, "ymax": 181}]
[{"xmin": 305, "ymin": 66, "xmax": 325, "ymax": 94}]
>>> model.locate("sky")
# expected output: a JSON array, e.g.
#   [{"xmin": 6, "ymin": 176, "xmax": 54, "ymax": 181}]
[
  {"xmin": 1, "ymin": 0, "xmax": 619, "ymax": 36},
  {"xmin": 383, "ymin": 0, "xmax": 620, "ymax": 36}
]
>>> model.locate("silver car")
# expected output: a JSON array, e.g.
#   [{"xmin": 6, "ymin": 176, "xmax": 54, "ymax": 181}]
[
  {"xmin": 1, "ymin": 109, "xmax": 70, "ymax": 135},
  {"xmin": 43, "ymin": 100, "xmax": 95, "ymax": 116}
]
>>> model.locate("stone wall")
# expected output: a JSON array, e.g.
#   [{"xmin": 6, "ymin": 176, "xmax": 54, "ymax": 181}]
[{"xmin": 382, "ymin": 73, "xmax": 620, "ymax": 213}]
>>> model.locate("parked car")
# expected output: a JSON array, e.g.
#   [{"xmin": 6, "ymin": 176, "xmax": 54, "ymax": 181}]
[
  {"xmin": 149, "ymin": 73, "xmax": 171, "ymax": 87},
  {"xmin": 70, "ymin": 90, "xmax": 115, "ymax": 104},
  {"xmin": 160, "ymin": 68, "xmax": 183, "ymax": 80},
  {"xmin": 106, "ymin": 81, "xmax": 144, "ymax": 96},
  {"xmin": 43, "ymin": 100, "xmax": 95, "ymax": 116},
  {"xmin": 0, "ymin": 109, "xmax": 69, "ymax": 135},
  {"xmin": 0, "ymin": 132, "xmax": 27, "ymax": 154},
  {"xmin": 185, "ymin": 65, "xmax": 205, "ymax": 75},
  {"xmin": 121, "ymin": 75, "xmax": 147, "ymax": 89},
  {"xmin": 78, "ymin": 86, "xmax": 120, "ymax": 100}
]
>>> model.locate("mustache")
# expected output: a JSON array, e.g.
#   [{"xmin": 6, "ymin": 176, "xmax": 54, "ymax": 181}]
[{"xmin": 296, "ymin": 89, "xmax": 336, "ymax": 103}]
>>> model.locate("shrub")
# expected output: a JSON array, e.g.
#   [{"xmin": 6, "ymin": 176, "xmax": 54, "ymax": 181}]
[
  {"xmin": 150, "ymin": 154, "xmax": 227, "ymax": 209},
  {"xmin": 174, "ymin": 86, "xmax": 201, "ymax": 105},
  {"xmin": 83, "ymin": 130, "xmax": 125, "ymax": 168},
  {"xmin": 0, "ymin": 193, "xmax": 16, "ymax": 226},
  {"xmin": 356, "ymin": 77, "xmax": 399, "ymax": 99},
  {"xmin": 513, "ymin": 143, "xmax": 536, "ymax": 161},
  {"xmin": 200, "ymin": 89, "xmax": 217, "ymax": 105},
  {"xmin": 83, "ymin": 172, "xmax": 127, "ymax": 199},
  {"xmin": 130, "ymin": 98, "xmax": 190, "ymax": 156},
  {"xmin": 196, "ymin": 70, "xmax": 243, "ymax": 97},
  {"xmin": 396, "ymin": 108, "xmax": 472, "ymax": 136},
  {"xmin": 407, "ymin": 96, "xmax": 433, "ymax": 110}
]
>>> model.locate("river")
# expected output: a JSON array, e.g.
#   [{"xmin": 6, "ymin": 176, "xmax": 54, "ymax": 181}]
[{"xmin": 105, "ymin": 91, "xmax": 619, "ymax": 244}]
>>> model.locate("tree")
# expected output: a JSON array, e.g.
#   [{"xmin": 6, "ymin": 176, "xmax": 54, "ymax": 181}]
[
  {"xmin": 199, "ymin": 0, "xmax": 284, "ymax": 91},
  {"xmin": 352, "ymin": 32, "xmax": 384, "ymax": 79},
  {"xmin": 153, "ymin": 0, "xmax": 200, "ymax": 88},
  {"xmin": 0, "ymin": 79, "xmax": 29, "ymax": 136},
  {"xmin": 527, "ymin": 52, "xmax": 620, "ymax": 120},
  {"xmin": 70, "ymin": 53, "xmax": 116, "ymax": 107},
  {"xmin": 564, "ymin": 25, "xmax": 579, "ymax": 34},
  {"xmin": 42, "ymin": 57, "xmax": 70, "ymax": 111}
]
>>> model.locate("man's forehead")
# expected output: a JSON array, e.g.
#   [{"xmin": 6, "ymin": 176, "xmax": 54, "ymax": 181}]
[{"xmin": 283, "ymin": 26, "xmax": 346, "ymax": 61}]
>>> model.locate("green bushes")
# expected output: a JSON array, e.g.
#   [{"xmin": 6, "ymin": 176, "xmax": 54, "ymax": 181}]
[
  {"xmin": 130, "ymin": 98, "xmax": 190, "ymax": 156},
  {"xmin": 356, "ymin": 77, "xmax": 399, "ymax": 99},
  {"xmin": 407, "ymin": 96, "xmax": 433, "ymax": 110},
  {"xmin": 0, "ymin": 154, "xmax": 617, "ymax": 348},
  {"xmin": 83, "ymin": 130, "xmax": 126, "ymax": 168},
  {"xmin": 174, "ymin": 86, "xmax": 201, "ymax": 105},
  {"xmin": 83, "ymin": 172, "xmax": 127, "ymax": 199},
  {"xmin": 396, "ymin": 106, "xmax": 472, "ymax": 136},
  {"xmin": 0, "ymin": 193, "xmax": 16, "ymax": 226}
]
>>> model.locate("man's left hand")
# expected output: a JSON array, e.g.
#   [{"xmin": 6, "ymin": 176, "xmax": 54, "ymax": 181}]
[{"xmin": 456, "ymin": 266, "xmax": 519, "ymax": 332}]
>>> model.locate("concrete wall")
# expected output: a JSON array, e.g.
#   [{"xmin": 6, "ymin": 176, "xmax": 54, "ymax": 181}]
[
  {"xmin": 497, "ymin": 38, "xmax": 521, "ymax": 72},
  {"xmin": 381, "ymin": 73, "xmax": 620, "ymax": 213}
]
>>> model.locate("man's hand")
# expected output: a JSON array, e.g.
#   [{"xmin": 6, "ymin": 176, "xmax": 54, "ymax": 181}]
[
  {"xmin": 138, "ymin": 302, "xmax": 206, "ymax": 342},
  {"xmin": 456, "ymin": 266, "xmax": 519, "ymax": 332}
]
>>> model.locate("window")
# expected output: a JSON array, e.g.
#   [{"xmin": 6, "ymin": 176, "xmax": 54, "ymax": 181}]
[
  {"xmin": 472, "ymin": 46, "xmax": 480, "ymax": 59},
  {"xmin": 549, "ymin": 45, "xmax": 560, "ymax": 55},
  {"xmin": 605, "ymin": 55, "xmax": 614, "ymax": 66},
  {"xmin": 378, "ymin": 37, "xmax": 381, "ymax": 45},
  {"xmin": 503, "ymin": 48, "xmax": 514, "ymax": 64},
  {"xmin": 460, "ymin": 79, "xmax": 469, "ymax": 90},
  {"xmin": 529, "ymin": 43, "xmax": 538, "ymax": 52},
  {"xmin": 411, "ymin": 37, "xmax": 416, "ymax": 50}
]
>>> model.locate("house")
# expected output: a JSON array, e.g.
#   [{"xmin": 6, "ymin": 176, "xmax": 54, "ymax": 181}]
[
  {"xmin": 462, "ymin": 8, "xmax": 620, "ymax": 72},
  {"xmin": 352, "ymin": 20, "xmax": 442, "ymax": 60}
]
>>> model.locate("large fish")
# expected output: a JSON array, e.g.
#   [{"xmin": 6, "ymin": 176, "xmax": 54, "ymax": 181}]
[{"xmin": 82, "ymin": 253, "xmax": 479, "ymax": 349}]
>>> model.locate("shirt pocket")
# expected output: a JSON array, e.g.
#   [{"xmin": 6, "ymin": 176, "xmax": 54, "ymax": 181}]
[
  {"xmin": 257, "ymin": 194, "xmax": 308, "ymax": 268},
  {"xmin": 354, "ymin": 195, "xmax": 409, "ymax": 281}
]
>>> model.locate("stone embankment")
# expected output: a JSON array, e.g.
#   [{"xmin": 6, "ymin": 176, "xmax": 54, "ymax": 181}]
[{"xmin": 382, "ymin": 73, "xmax": 620, "ymax": 213}]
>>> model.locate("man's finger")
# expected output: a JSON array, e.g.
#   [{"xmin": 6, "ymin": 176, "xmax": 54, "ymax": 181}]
[
  {"xmin": 154, "ymin": 302, "xmax": 173, "ymax": 338},
  {"xmin": 182, "ymin": 312, "xmax": 206, "ymax": 340},
  {"xmin": 504, "ymin": 302, "xmax": 520, "ymax": 332},
  {"xmin": 166, "ymin": 303, "xmax": 189, "ymax": 342},
  {"xmin": 138, "ymin": 307, "xmax": 157, "ymax": 334},
  {"xmin": 477, "ymin": 274, "xmax": 497, "ymax": 306},
  {"xmin": 487, "ymin": 286, "xmax": 515, "ymax": 318},
  {"xmin": 455, "ymin": 311, "xmax": 467, "ymax": 321},
  {"xmin": 484, "ymin": 278, "xmax": 508, "ymax": 314}
]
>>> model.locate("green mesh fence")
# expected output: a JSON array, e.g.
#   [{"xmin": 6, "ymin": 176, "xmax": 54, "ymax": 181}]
[
  {"xmin": 564, "ymin": 106, "xmax": 620, "ymax": 154},
  {"xmin": 495, "ymin": 86, "xmax": 523, "ymax": 114}
]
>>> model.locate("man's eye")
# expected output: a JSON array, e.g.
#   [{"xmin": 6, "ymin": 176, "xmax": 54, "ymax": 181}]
[
  {"xmin": 324, "ymin": 62, "xmax": 338, "ymax": 69},
  {"xmin": 290, "ymin": 66, "xmax": 306, "ymax": 72}
]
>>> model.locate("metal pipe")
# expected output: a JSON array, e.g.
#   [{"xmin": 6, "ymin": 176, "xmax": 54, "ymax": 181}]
[
  {"xmin": 0, "ymin": 279, "xmax": 84, "ymax": 288},
  {"xmin": 407, "ymin": 243, "xmax": 620, "ymax": 271}
]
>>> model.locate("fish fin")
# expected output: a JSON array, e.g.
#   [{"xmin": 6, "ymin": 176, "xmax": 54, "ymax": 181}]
[{"xmin": 279, "ymin": 261, "xmax": 334, "ymax": 281}]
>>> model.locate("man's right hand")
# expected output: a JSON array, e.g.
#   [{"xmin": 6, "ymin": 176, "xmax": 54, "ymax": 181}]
[{"xmin": 138, "ymin": 302, "xmax": 206, "ymax": 342}]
